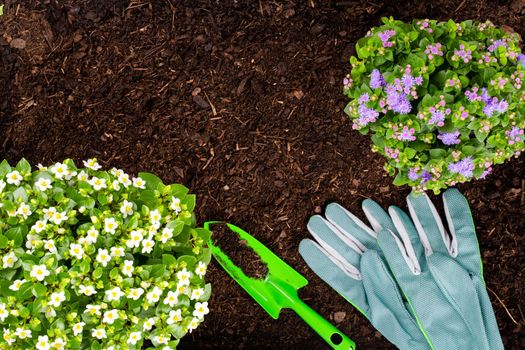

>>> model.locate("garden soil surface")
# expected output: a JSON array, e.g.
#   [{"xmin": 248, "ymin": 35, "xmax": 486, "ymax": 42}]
[{"xmin": 1, "ymin": 0, "xmax": 525, "ymax": 349}]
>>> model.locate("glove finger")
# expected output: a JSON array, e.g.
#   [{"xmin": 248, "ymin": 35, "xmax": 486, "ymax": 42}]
[
  {"xmin": 361, "ymin": 250, "xmax": 430, "ymax": 350},
  {"xmin": 472, "ymin": 277, "xmax": 504, "ymax": 350},
  {"xmin": 361, "ymin": 198, "xmax": 397, "ymax": 234},
  {"xmin": 299, "ymin": 239, "xmax": 370, "ymax": 316},
  {"xmin": 407, "ymin": 191, "xmax": 452, "ymax": 256},
  {"xmin": 377, "ymin": 229, "xmax": 419, "ymax": 283},
  {"xmin": 307, "ymin": 215, "xmax": 362, "ymax": 270},
  {"xmin": 442, "ymin": 188, "xmax": 482, "ymax": 275},
  {"xmin": 388, "ymin": 205, "xmax": 424, "ymax": 274},
  {"xmin": 325, "ymin": 203, "xmax": 377, "ymax": 251}
]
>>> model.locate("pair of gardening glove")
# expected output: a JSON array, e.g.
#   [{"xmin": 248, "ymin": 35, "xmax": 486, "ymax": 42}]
[{"xmin": 299, "ymin": 189, "xmax": 503, "ymax": 350}]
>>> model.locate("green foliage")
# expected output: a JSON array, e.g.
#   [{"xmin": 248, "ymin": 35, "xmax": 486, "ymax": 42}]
[
  {"xmin": 344, "ymin": 18, "xmax": 525, "ymax": 193},
  {"xmin": 0, "ymin": 159, "xmax": 211, "ymax": 349}
]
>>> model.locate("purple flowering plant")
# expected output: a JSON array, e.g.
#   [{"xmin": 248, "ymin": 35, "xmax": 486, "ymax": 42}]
[{"xmin": 343, "ymin": 17, "xmax": 525, "ymax": 193}]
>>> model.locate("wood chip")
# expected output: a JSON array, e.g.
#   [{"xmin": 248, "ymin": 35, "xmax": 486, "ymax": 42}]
[{"xmin": 10, "ymin": 38, "xmax": 26, "ymax": 49}]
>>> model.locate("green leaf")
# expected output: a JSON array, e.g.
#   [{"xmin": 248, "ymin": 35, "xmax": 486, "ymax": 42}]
[
  {"xmin": 167, "ymin": 220, "xmax": 185, "ymax": 236},
  {"xmin": 393, "ymin": 173, "xmax": 409, "ymax": 186},
  {"xmin": 80, "ymin": 259, "xmax": 91, "ymax": 274},
  {"xmin": 138, "ymin": 172, "xmax": 165, "ymax": 191},
  {"xmin": 17, "ymin": 282, "xmax": 33, "ymax": 301},
  {"xmin": 0, "ymin": 234, "xmax": 8, "ymax": 249},
  {"xmin": 162, "ymin": 254, "xmax": 177, "ymax": 266},
  {"xmin": 16, "ymin": 158, "xmax": 31, "ymax": 174},
  {"xmin": 150, "ymin": 264, "xmax": 166, "ymax": 279},
  {"xmin": 0, "ymin": 160, "xmax": 12, "ymax": 177},
  {"xmin": 13, "ymin": 187, "xmax": 28, "ymax": 202},
  {"xmin": 429, "ymin": 148, "xmax": 447, "ymax": 159},
  {"xmin": 462, "ymin": 145, "xmax": 477, "ymax": 155},
  {"xmin": 32, "ymin": 283, "xmax": 47, "ymax": 297},
  {"xmin": 0, "ymin": 5, "xmax": 4, "ymax": 16},
  {"xmin": 182, "ymin": 194, "xmax": 196, "ymax": 212},
  {"xmin": 5, "ymin": 227, "xmax": 23, "ymax": 247},
  {"xmin": 405, "ymin": 148, "xmax": 417, "ymax": 159},
  {"xmin": 93, "ymin": 267, "xmax": 103, "ymax": 280}
]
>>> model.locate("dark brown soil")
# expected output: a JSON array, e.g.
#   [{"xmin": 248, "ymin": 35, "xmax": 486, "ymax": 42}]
[
  {"xmin": 1, "ymin": 0, "xmax": 524, "ymax": 349},
  {"xmin": 210, "ymin": 222, "xmax": 269, "ymax": 279}
]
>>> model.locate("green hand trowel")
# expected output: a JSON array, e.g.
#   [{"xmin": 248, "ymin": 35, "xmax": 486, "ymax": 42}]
[{"xmin": 204, "ymin": 221, "xmax": 356, "ymax": 350}]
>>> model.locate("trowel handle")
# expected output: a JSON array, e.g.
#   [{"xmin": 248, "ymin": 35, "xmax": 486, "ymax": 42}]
[{"xmin": 291, "ymin": 298, "xmax": 356, "ymax": 350}]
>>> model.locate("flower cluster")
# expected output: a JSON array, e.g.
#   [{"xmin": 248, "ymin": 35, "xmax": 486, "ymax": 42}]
[
  {"xmin": 0, "ymin": 159, "xmax": 211, "ymax": 349},
  {"xmin": 345, "ymin": 18, "xmax": 525, "ymax": 193}
]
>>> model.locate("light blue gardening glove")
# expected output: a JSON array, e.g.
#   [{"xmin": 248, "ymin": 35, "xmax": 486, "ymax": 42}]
[
  {"xmin": 377, "ymin": 188, "xmax": 503, "ymax": 350},
  {"xmin": 299, "ymin": 201, "xmax": 431, "ymax": 350}
]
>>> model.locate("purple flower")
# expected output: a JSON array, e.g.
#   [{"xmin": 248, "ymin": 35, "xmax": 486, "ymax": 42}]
[
  {"xmin": 480, "ymin": 88, "xmax": 491, "ymax": 103},
  {"xmin": 414, "ymin": 76, "xmax": 424, "ymax": 85},
  {"xmin": 449, "ymin": 157, "xmax": 475, "ymax": 178},
  {"xmin": 402, "ymin": 74, "xmax": 415, "ymax": 89},
  {"xmin": 488, "ymin": 39, "xmax": 507, "ymax": 53},
  {"xmin": 370, "ymin": 69, "xmax": 385, "ymax": 89},
  {"xmin": 518, "ymin": 54, "xmax": 525, "ymax": 67},
  {"xmin": 438, "ymin": 131, "xmax": 461, "ymax": 145},
  {"xmin": 506, "ymin": 126, "xmax": 524, "ymax": 145},
  {"xmin": 395, "ymin": 126, "xmax": 416, "ymax": 141},
  {"xmin": 408, "ymin": 169, "xmax": 419, "ymax": 181},
  {"xmin": 356, "ymin": 105, "xmax": 379, "ymax": 126},
  {"xmin": 378, "ymin": 30, "xmax": 396, "ymax": 47},
  {"xmin": 387, "ymin": 92, "xmax": 412, "ymax": 114},
  {"xmin": 421, "ymin": 170, "xmax": 432, "ymax": 184},
  {"xmin": 428, "ymin": 110, "xmax": 445, "ymax": 126},
  {"xmin": 497, "ymin": 100, "xmax": 508, "ymax": 113},
  {"xmin": 358, "ymin": 93, "xmax": 370, "ymax": 104}
]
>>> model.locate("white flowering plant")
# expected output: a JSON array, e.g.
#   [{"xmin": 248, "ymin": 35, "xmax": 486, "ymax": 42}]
[
  {"xmin": 0, "ymin": 158, "xmax": 211, "ymax": 350},
  {"xmin": 344, "ymin": 18, "xmax": 525, "ymax": 193}
]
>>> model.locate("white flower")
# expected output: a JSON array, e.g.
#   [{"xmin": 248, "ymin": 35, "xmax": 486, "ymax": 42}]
[
  {"xmin": 166, "ymin": 309, "xmax": 182, "ymax": 325},
  {"xmin": 142, "ymin": 317, "xmax": 156, "ymax": 331},
  {"xmin": 14, "ymin": 327, "xmax": 31, "ymax": 339},
  {"xmin": 122, "ymin": 260, "xmax": 134, "ymax": 277},
  {"xmin": 149, "ymin": 209, "xmax": 162, "ymax": 224},
  {"xmin": 0, "ymin": 303, "xmax": 8, "ymax": 322},
  {"xmin": 6, "ymin": 170, "xmax": 23, "ymax": 185},
  {"xmin": 118, "ymin": 173, "xmax": 132, "ymax": 187},
  {"xmin": 79, "ymin": 284, "xmax": 97, "ymax": 296},
  {"xmin": 106, "ymin": 286, "xmax": 124, "ymax": 302},
  {"xmin": 25, "ymin": 234, "xmax": 41, "ymax": 250},
  {"xmin": 111, "ymin": 180, "xmax": 120, "ymax": 191},
  {"xmin": 49, "ymin": 163, "xmax": 68, "ymax": 180},
  {"xmin": 30, "ymin": 264, "xmax": 50, "ymax": 281},
  {"xmin": 77, "ymin": 170, "xmax": 89, "ymax": 182},
  {"xmin": 32, "ymin": 220, "xmax": 47, "ymax": 234},
  {"xmin": 120, "ymin": 200, "xmax": 134, "ymax": 218},
  {"xmin": 110, "ymin": 246, "xmax": 125, "ymax": 257},
  {"xmin": 162, "ymin": 347, "xmax": 174, "ymax": 350},
  {"xmin": 0, "ymin": 180, "xmax": 6, "ymax": 193},
  {"xmin": 85, "ymin": 304, "xmax": 102, "ymax": 316},
  {"xmin": 69, "ymin": 243, "xmax": 84, "ymax": 259},
  {"xmin": 9, "ymin": 279, "xmax": 26, "ymax": 291},
  {"xmin": 193, "ymin": 302, "xmax": 209, "ymax": 319},
  {"xmin": 170, "ymin": 197, "xmax": 182, "ymax": 214},
  {"xmin": 83, "ymin": 158, "xmax": 102, "ymax": 170},
  {"xmin": 88, "ymin": 176, "xmax": 107, "ymax": 191},
  {"xmin": 16, "ymin": 202, "xmax": 32, "ymax": 219},
  {"xmin": 132, "ymin": 177, "xmax": 146, "ymax": 189},
  {"xmin": 2, "ymin": 251, "xmax": 18, "ymax": 268},
  {"xmin": 2, "ymin": 328, "xmax": 14, "ymax": 345},
  {"xmin": 176, "ymin": 284, "xmax": 188, "ymax": 295},
  {"xmin": 187, "ymin": 316, "xmax": 201, "ymax": 333},
  {"xmin": 153, "ymin": 335, "xmax": 169, "ymax": 345},
  {"xmin": 146, "ymin": 286, "xmax": 162, "ymax": 304},
  {"xmin": 50, "ymin": 337, "xmax": 66, "ymax": 350},
  {"xmin": 43, "ymin": 239, "xmax": 57, "ymax": 254},
  {"xmin": 195, "ymin": 261, "xmax": 207, "ymax": 278},
  {"xmin": 102, "ymin": 309, "xmax": 119, "ymax": 324},
  {"xmin": 103, "ymin": 217, "xmax": 118, "ymax": 234},
  {"xmin": 43, "ymin": 207, "xmax": 57, "ymax": 220},
  {"xmin": 127, "ymin": 331, "xmax": 142, "ymax": 345},
  {"xmin": 50, "ymin": 211, "xmax": 68, "ymax": 225},
  {"xmin": 45, "ymin": 306, "xmax": 56, "ymax": 319},
  {"xmin": 72, "ymin": 322, "xmax": 85, "ymax": 336},
  {"xmin": 91, "ymin": 328, "xmax": 106, "ymax": 340},
  {"xmin": 96, "ymin": 248, "xmax": 111, "ymax": 267},
  {"xmin": 86, "ymin": 226, "xmax": 99, "ymax": 244},
  {"xmin": 127, "ymin": 229, "xmax": 144, "ymax": 248},
  {"xmin": 36, "ymin": 335, "xmax": 50, "ymax": 350},
  {"xmin": 110, "ymin": 168, "xmax": 123, "ymax": 177},
  {"xmin": 177, "ymin": 268, "xmax": 191, "ymax": 286},
  {"xmin": 141, "ymin": 238, "xmax": 155, "ymax": 254},
  {"xmin": 35, "ymin": 177, "xmax": 53, "ymax": 191},
  {"xmin": 127, "ymin": 287, "xmax": 144, "ymax": 300},
  {"xmin": 160, "ymin": 227, "xmax": 173, "ymax": 244},
  {"xmin": 64, "ymin": 169, "xmax": 77, "ymax": 180},
  {"xmin": 49, "ymin": 291, "xmax": 66, "ymax": 308},
  {"xmin": 163, "ymin": 291, "xmax": 179, "ymax": 307},
  {"xmin": 191, "ymin": 288, "xmax": 205, "ymax": 300}
]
